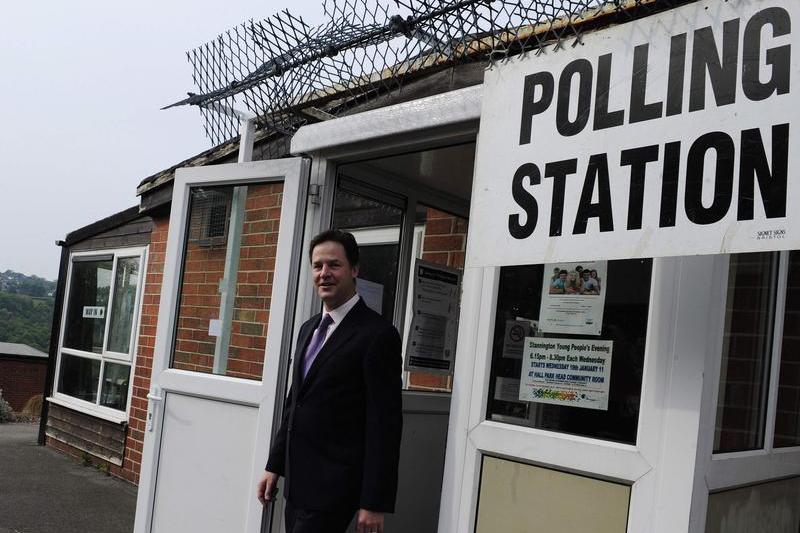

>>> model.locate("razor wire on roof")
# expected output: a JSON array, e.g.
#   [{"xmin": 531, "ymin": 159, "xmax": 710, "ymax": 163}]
[{"xmin": 166, "ymin": 0, "xmax": 681, "ymax": 152}]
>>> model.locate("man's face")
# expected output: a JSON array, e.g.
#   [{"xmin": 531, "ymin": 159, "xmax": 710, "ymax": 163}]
[{"xmin": 311, "ymin": 241, "xmax": 359, "ymax": 311}]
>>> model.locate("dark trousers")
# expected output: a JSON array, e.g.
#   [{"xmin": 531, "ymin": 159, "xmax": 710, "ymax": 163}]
[{"xmin": 285, "ymin": 499, "xmax": 355, "ymax": 533}]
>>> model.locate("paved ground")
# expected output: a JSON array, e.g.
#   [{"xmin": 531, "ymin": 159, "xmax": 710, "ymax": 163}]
[{"xmin": 0, "ymin": 422, "xmax": 137, "ymax": 533}]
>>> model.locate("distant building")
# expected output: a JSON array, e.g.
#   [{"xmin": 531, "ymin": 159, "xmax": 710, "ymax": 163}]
[{"xmin": 0, "ymin": 342, "xmax": 48, "ymax": 411}]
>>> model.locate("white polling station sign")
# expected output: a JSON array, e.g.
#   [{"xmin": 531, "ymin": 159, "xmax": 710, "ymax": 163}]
[{"xmin": 467, "ymin": 0, "xmax": 798, "ymax": 268}]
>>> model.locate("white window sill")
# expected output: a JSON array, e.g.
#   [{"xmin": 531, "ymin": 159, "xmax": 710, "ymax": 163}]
[{"xmin": 47, "ymin": 395, "xmax": 128, "ymax": 425}]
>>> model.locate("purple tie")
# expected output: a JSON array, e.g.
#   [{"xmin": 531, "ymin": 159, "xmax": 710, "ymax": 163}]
[{"xmin": 302, "ymin": 314, "xmax": 334, "ymax": 379}]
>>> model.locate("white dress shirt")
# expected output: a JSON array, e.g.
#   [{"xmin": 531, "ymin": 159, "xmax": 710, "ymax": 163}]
[{"xmin": 318, "ymin": 292, "xmax": 360, "ymax": 347}]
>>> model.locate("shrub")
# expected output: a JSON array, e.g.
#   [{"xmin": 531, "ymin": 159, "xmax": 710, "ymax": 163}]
[
  {"xmin": 20, "ymin": 394, "xmax": 43, "ymax": 421},
  {"xmin": 0, "ymin": 389, "xmax": 16, "ymax": 423}
]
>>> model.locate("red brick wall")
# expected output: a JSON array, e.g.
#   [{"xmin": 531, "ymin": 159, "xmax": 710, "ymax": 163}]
[
  {"xmin": 118, "ymin": 216, "xmax": 169, "ymax": 484},
  {"xmin": 408, "ymin": 208, "xmax": 467, "ymax": 392},
  {"xmin": 419, "ymin": 208, "xmax": 467, "ymax": 270},
  {"xmin": 0, "ymin": 358, "xmax": 47, "ymax": 411},
  {"xmin": 172, "ymin": 183, "xmax": 282, "ymax": 380}
]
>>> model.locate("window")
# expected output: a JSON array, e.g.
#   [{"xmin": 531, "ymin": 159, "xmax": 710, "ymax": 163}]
[
  {"xmin": 332, "ymin": 184, "xmax": 404, "ymax": 322},
  {"xmin": 172, "ymin": 183, "xmax": 283, "ymax": 380},
  {"xmin": 187, "ymin": 188, "xmax": 232, "ymax": 246},
  {"xmin": 55, "ymin": 248, "xmax": 146, "ymax": 415},
  {"xmin": 485, "ymin": 259, "xmax": 653, "ymax": 444},
  {"xmin": 714, "ymin": 252, "xmax": 778, "ymax": 453},
  {"xmin": 714, "ymin": 250, "xmax": 800, "ymax": 453}
]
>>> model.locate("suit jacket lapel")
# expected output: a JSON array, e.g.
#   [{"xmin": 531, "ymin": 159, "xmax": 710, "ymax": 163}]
[{"xmin": 299, "ymin": 301, "xmax": 365, "ymax": 393}]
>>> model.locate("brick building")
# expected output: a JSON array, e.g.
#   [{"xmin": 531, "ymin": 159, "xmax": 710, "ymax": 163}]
[
  {"xmin": 42, "ymin": 0, "xmax": 800, "ymax": 531},
  {"xmin": 41, "ymin": 67, "xmax": 476, "ymax": 486},
  {"xmin": 0, "ymin": 342, "xmax": 47, "ymax": 412}
]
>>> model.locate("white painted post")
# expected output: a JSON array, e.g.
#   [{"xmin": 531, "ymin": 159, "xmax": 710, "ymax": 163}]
[
  {"xmin": 206, "ymin": 103, "xmax": 257, "ymax": 374},
  {"xmin": 213, "ymin": 185, "xmax": 247, "ymax": 374}
]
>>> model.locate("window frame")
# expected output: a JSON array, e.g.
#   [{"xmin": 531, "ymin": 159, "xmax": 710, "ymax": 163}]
[
  {"xmin": 710, "ymin": 251, "xmax": 800, "ymax": 461},
  {"xmin": 690, "ymin": 250, "xmax": 800, "ymax": 530},
  {"xmin": 51, "ymin": 246, "xmax": 148, "ymax": 423},
  {"xmin": 483, "ymin": 258, "xmax": 654, "ymax": 444}
]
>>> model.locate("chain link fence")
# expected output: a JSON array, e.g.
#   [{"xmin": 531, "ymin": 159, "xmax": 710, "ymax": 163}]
[{"xmin": 167, "ymin": 0, "xmax": 688, "ymax": 153}]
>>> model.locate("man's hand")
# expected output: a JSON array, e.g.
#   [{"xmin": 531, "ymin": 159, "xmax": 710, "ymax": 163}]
[
  {"xmin": 256, "ymin": 470, "xmax": 280, "ymax": 505},
  {"xmin": 356, "ymin": 509, "xmax": 384, "ymax": 533}
]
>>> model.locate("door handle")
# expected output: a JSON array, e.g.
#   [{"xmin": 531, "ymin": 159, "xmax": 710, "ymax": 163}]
[{"xmin": 146, "ymin": 393, "xmax": 164, "ymax": 432}]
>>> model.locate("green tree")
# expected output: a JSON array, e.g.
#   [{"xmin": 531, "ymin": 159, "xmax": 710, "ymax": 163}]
[{"xmin": 0, "ymin": 292, "xmax": 54, "ymax": 352}]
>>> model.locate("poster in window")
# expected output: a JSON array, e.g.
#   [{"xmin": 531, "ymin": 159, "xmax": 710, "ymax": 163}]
[
  {"xmin": 501, "ymin": 318, "xmax": 538, "ymax": 359},
  {"xmin": 539, "ymin": 261, "xmax": 607, "ymax": 335},
  {"xmin": 404, "ymin": 260, "xmax": 461, "ymax": 375},
  {"xmin": 519, "ymin": 338, "xmax": 613, "ymax": 411},
  {"xmin": 82, "ymin": 306, "xmax": 106, "ymax": 319}
]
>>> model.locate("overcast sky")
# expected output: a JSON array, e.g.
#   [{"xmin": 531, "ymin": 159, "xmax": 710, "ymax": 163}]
[{"xmin": 0, "ymin": 1, "xmax": 319, "ymax": 280}]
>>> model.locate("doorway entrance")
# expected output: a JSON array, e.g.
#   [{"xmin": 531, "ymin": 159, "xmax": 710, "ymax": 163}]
[
  {"xmin": 337, "ymin": 144, "xmax": 473, "ymax": 532},
  {"xmin": 271, "ymin": 141, "xmax": 476, "ymax": 533}
]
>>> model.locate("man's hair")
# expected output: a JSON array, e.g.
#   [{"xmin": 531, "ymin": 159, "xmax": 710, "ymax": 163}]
[{"xmin": 309, "ymin": 229, "xmax": 360, "ymax": 267}]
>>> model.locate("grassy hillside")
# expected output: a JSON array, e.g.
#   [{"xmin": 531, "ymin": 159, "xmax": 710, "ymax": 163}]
[{"xmin": 0, "ymin": 271, "xmax": 56, "ymax": 352}]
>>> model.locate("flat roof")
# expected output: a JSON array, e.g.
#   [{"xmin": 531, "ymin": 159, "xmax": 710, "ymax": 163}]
[{"xmin": 0, "ymin": 342, "xmax": 48, "ymax": 359}]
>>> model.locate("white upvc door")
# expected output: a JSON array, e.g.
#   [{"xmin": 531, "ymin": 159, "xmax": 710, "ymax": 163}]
[
  {"xmin": 134, "ymin": 158, "xmax": 309, "ymax": 533},
  {"xmin": 439, "ymin": 254, "xmax": 728, "ymax": 533}
]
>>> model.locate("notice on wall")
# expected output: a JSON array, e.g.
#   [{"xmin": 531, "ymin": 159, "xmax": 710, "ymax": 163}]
[
  {"xmin": 501, "ymin": 318, "xmax": 539, "ymax": 359},
  {"xmin": 405, "ymin": 260, "xmax": 462, "ymax": 375},
  {"xmin": 467, "ymin": 0, "xmax": 800, "ymax": 268},
  {"xmin": 356, "ymin": 277, "xmax": 384, "ymax": 314},
  {"xmin": 539, "ymin": 261, "xmax": 607, "ymax": 335},
  {"xmin": 82, "ymin": 306, "xmax": 105, "ymax": 319},
  {"xmin": 519, "ymin": 338, "xmax": 613, "ymax": 410}
]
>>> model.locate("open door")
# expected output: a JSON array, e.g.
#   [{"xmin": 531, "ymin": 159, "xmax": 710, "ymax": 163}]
[{"xmin": 133, "ymin": 159, "xmax": 309, "ymax": 533}]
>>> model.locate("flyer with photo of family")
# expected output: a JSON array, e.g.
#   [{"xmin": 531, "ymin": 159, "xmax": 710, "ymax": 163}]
[{"xmin": 539, "ymin": 260, "xmax": 608, "ymax": 336}]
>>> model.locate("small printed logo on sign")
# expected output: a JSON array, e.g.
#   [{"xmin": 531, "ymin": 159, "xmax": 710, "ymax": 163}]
[
  {"xmin": 82, "ymin": 306, "xmax": 106, "ymax": 319},
  {"xmin": 509, "ymin": 324, "xmax": 525, "ymax": 342},
  {"xmin": 755, "ymin": 228, "xmax": 787, "ymax": 241}
]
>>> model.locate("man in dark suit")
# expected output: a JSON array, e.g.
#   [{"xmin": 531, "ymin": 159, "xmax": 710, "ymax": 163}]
[{"xmin": 257, "ymin": 229, "xmax": 403, "ymax": 533}]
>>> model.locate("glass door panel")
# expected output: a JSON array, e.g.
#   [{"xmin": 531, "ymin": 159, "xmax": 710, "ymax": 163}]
[
  {"xmin": 485, "ymin": 258, "xmax": 653, "ymax": 444},
  {"xmin": 171, "ymin": 182, "xmax": 284, "ymax": 380},
  {"xmin": 331, "ymin": 185, "xmax": 404, "ymax": 322}
]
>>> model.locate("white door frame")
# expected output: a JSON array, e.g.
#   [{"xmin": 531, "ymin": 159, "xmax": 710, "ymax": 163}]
[
  {"xmin": 446, "ymin": 255, "xmax": 731, "ymax": 533},
  {"xmin": 289, "ymin": 81, "xmax": 750, "ymax": 532},
  {"xmin": 290, "ymin": 85, "xmax": 480, "ymax": 336},
  {"xmin": 689, "ymin": 251, "xmax": 800, "ymax": 531},
  {"xmin": 134, "ymin": 158, "xmax": 309, "ymax": 533},
  {"xmin": 291, "ymin": 85, "xmax": 482, "ymax": 533}
]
